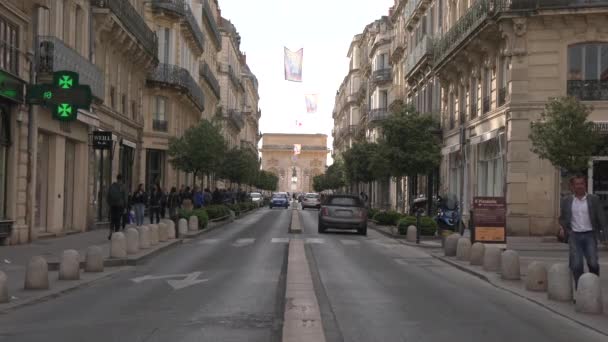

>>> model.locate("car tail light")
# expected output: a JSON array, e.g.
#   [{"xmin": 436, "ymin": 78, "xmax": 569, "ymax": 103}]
[{"xmin": 321, "ymin": 207, "xmax": 329, "ymax": 216}]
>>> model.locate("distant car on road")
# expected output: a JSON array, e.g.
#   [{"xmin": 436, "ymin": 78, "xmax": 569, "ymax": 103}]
[
  {"xmin": 249, "ymin": 192, "xmax": 263, "ymax": 206},
  {"xmin": 270, "ymin": 192, "xmax": 290, "ymax": 209},
  {"xmin": 302, "ymin": 193, "xmax": 321, "ymax": 210},
  {"xmin": 318, "ymin": 194, "xmax": 368, "ymax": 235}
]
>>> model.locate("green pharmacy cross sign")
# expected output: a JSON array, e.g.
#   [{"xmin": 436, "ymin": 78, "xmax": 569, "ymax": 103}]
[{"xmin": 26, "ymin": 71, "xmax": 92, "ymax": 122}]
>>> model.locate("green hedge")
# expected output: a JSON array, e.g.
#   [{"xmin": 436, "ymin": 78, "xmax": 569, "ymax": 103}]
[
  {"xmin": 372, "ymin": 211, "xmax": 403, "ymax": 226},
  {"xmin": 205, "ymin": 205, "xmax": 231, "ymax": 220},
  {"xmin": 178, "ymin": 208, "xmax": 209, "ymax": 229},
  {"xmin": 397, "ymin": 216, "xmax": 438, "ymax": 236},
  {"xmin": 368, "ymin": 208, "xmax": 380, "ymax": 220}
]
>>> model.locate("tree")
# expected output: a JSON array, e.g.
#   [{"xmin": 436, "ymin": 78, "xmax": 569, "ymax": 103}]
[
  {"xmin": 529, "ymin": 96, "xmax": 601, "ymax": 175},
  {"xmin": 219, "ymin": 147, "xmax": 260, "ymax": 187},
  {"xmin": 256, "ymin": 170, "xmax": 278, "ymax": 191},
  {"xmin": 312, "ymin": 174, "xmax": 326, "ymax": 193},
  {"xmin": 312, "ymin": 160, "xmax": 346, "ymax": 192},
  {"xmin": 167, "ymin": 120, "xmax": 226, "ymax": 185}
]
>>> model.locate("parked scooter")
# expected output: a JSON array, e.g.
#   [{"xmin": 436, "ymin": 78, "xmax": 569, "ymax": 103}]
[{"xmin": 435, "ymin": 194, "xmax": 462, "ymax": 234}]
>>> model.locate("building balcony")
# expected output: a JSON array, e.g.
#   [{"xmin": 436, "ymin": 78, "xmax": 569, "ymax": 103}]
[
  {"xmin": 369, "ymin": 108, "xmax": 389, "ymax": 122},
  {"xmin": 91, "ymin": 0, "xmax": 158, "ymax": 59},
  {"xmin": 391, "ymin": 31, "xmax": 406, "ymax": 60},
  {"xmin": 147, "ymin": 63, "xmax": 205, "ymax": 111},
  {"xmin": 403, "ymin": 0, "xmax": 432, "ymax": 29},
  {"xmin": 404, "ymin": 36, "xmax": 434, "ymax": 78},
  {"xmin": 152, "ymin": 119, "xmax": 168, "ymax": 132},
  {"xmin": 567, "ymin": 80, "xmax": 608, "ymax": 101},
  {"xmin": 371, "ymin": 68, "xmax": 392, "ymax": 84},
  {"xmin": 199, "ymin": 61, "xmax": 220, "ymax": 99},
  {"xmin": 228, "ymin": 65, "xmax": 244, "ymax": 91},
  {"xmin": 150, "ymin": 0, "xmax": 205, "ymax": 52},
  {"xmin": 228, "ymin": 109, "xmax": 244, "ymax": 130},
  {"xmin": 511, "ymin": 0, "xmax": 608, "ymax": 10},
  {"xmin": 202, "ymin": 0, "xmax": 222, "ymax": 49},
  {"xmin": 37, "ymin": 35, "xmax": 105, "ymax": 100}
]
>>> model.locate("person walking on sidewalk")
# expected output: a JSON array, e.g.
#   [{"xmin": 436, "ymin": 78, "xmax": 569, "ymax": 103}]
[
  {"xmin": 107, "ymin": 174, "xmax": 128, "ymax": 240},
  {"xmin": 168, "ymin": 187, "xmax": 180, "ymax": 220},
  {"xmin": 132, "ymin": 184, "xmax": 147, "ymax": 226},
  {"xmin": 159, "ymin": 185, "xmax": 167, "ymax": 219},
  {"xmin": 559, "ymin": 175, "xmax": 607, "ymax": 288},
  {"xmin": 149, "ymin": 184, "xmax": 162, "ymax": 224}
]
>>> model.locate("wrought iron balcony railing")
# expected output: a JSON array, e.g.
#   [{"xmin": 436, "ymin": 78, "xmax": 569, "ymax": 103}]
[
  {"xmin": 150, "ymin": 0, "xmax": 205, "ymax": 51},
  {"xmin": 511, "ymin": 0, "xmax": 608, "ymax": 10},
  {"xmin": 228, "ymin": 109, "xmax": 244, "ymax": 130},
  {"xmin": 369, "ymin": 108, "xmax": 389, "ymax": 122},
  {"xmin": 37, "ymin": 36, "xmax": 105, "ymax": 100},
  {"xmin": 372, "ymin": 68, "xmax": 392, "ymax": 84},
  {"xmin": 200, "ymin": 61, "xmax": 220, "ymax": 98},
  {"xmin": 152, "ymin": 119, "xmax": 168, "ymax": 132},
  {"xmin": 567, "ymin": 80, "xmax": 608, "ymax": 101},
  {"xmin": 147, "ymin": 63, "xmax": 205, "ymax": 111},
  {"xmin": 404, "ymin": 35, "xmax": 434, "ymax": 77},
  {"xmin": 202, "ymin": 0, "xmax": 222, "ymax": 49},
  {"xmin": 91, "ymin": 0, "xmax": 157, "ymax": 58}
]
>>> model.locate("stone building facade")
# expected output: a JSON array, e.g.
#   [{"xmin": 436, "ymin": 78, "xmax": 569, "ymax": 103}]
[
  {"xmin": 0, "ymin": 0, "xmax": 260, "ymax": 245},
  {"xmin": 261, "ymin": 134, "xmax": 328, "ymax": 193}
]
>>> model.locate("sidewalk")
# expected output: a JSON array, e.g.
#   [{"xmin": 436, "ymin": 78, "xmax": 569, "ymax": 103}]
[{"xmin": 370, "ymin": 222, "xmax": 442, "ymax": 248}]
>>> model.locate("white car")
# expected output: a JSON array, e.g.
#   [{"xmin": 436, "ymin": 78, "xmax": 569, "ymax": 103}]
[
  {"xmin": 249, "ymin": 192, "xmax": 263, "ymax": 206},
  {"xmin": 302, "ymin": 193, "xmax": 321, "ymax": 210}
]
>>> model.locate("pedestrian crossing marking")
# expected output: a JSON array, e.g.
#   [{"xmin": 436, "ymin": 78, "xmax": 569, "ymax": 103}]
[
  {"xmin": 232, "ymin": 238, "xmax": 256, "ymax": 247},
  {"xmin": 198, "ymin": 239, "xmax": 220, "ymax": 245},
  {"xmin": 340, "ymin": 240, "xmax": 360, "ymax": 245},
  {"xmin": 305, "ymin": 238, "xmax": 325, "ymax": 244},
  {"xmin": 271, "ymin": 238, "xmax": 290, "ymax": 243}
]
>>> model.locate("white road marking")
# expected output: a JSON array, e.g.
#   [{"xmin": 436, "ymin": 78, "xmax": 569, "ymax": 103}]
[
  {"xmin": 271, "ymin": 238, "xmax": 290, "ymax": 243},
  {"xmin": 198, "ymin": 239, "xmax": 220, "ymax": 245},
  {"xmin": 340, "ymin": 239, "xmax": 360, "ymax": 246},
  {"xmin": 305, "ymin": 238, "xmax": 325, "ymax": 244},
  {"xmin": 132, "ymin": 272, "xmax": 209, "ymax": 290},
  {"xmin": 232, "ymin": 238, "xmax": 255, "ymax": 247}
]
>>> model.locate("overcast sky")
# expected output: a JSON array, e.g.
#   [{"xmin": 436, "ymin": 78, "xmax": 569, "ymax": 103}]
[{"xmin": 219, "ymin": 0, "xmax": 394, "ymax": 164}]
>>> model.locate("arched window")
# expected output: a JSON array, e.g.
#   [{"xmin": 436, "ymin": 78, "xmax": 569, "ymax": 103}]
[{"xmin": 567, "ymin": 42, "xmax": 608, "ymax": 101}]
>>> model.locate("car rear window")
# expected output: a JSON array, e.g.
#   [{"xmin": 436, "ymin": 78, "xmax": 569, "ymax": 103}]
[
  {"xmin": 272, "ymin": 194, "xmax": 286, "ymax": 198},
  {"xmin": 305, "ymin": 194, "xmax": 319, "ymax": 198},
  {"xmin": 251, "ymin": 193, "xmax": 261, "ymax": 198},
  {"xmin": 327, "ymin": 197, "xmax": 362, "ymax": 206}
]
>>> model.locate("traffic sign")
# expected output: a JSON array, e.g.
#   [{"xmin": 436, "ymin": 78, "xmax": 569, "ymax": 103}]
[{"xmin": 26, "ymin": 70, "xmax": 92, "ymax": 122}]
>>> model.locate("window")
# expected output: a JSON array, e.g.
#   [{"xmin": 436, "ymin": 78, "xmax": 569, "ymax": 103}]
[
  {"xmin": 110, "ymin": 86, "xmax": 116, "ymax": 109},
  {"xmin": 449, "ymin": 92, "xmax": 455, "ymax": 129},
  {"xmin": 74, "ymin": 6, "xmax": 84, "ymax": 54},
  {"xmin": 477, "ymin": 135, "xmax": 505, "ymax": 197},
  {"xmin": 498, "ymin": 57, "xmax": 508, "ymax": 105},
  {"xmin": 379, "ymin": 90, "xmax": 388, "ymax": 109},
  {"xmin": 0, "ymin": 16, "xmax": 19, "ymax": 75},
  {"xmin": 459, "ymin": 86, "xmax": 466, "ymax": 124},
  {"xmin": 131, "ymin": 100, "xmax": 137, "ymax": 121},
  {"xmin": 470, "ymin": 76, "xmax": 478, "ymax": 118},
  {"xmin": 121, "ymin": 94, "xmax": 127, "ymax": 115},
  {"xmin": 376, "ymin": 53, "xmax": 388, "ymax": 70},
  {"xmin": 145, "ymin": 149, "xmax": 165, "ymax": 190},
  {"xmin": 483, "ymin": 67, "xmax": 491, "ymax": 113},
  {"xmin": 567, "ymin": 42, "xmax": 608, "ymax": 100},
  {"xmin": 157, "ymin": 27, "xmax": 170, "ymax": 63},
  {"xmin": 448, "ymin": 152, "xmax": 462, "ymax": 199},
  {"xmin": 153, "ymin": 96, "xmax": 168, "ymax": 132},
  {"xmin": 63, "ymin": 1, "xmax": 71, "ymax": 45}
]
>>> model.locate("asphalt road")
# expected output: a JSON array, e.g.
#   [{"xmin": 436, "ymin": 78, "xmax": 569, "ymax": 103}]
[
  {"xmin": 0, "ymin": 208, "xmax": 292, "ymax": 342},
  {"xmin": 298, "ymin": 208, "xmax": 607, "ymax": 342},
  {"xmin": 1, "ymin": 205, "xmax": 606, "ymax": 342}
]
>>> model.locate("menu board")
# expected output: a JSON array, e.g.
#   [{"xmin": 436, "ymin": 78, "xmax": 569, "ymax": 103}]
[{"xmin": 472, "ymin": 197, "xmax": 506, "ymax": 243}]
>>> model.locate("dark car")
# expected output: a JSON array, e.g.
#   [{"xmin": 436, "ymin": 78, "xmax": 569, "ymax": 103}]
[
  {"xmin": 269, "ymin": 192, "xmax": 289, "ymax": 209},
  {"xmin": 318, "ymin": 195, "xmax": 368, "ymax": 235}
]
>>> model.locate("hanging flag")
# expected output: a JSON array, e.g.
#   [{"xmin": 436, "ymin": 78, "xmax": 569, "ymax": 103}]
[
  {"xmin": 294, "ymin": 144, "xmax": 302, "ymax": 155},
  {"xmin": 284, "ymin": 47, "xmax": 303, "ymax": 82},
  {"xmin": 305, "ymin": 94, "xmax": 318, "ymax": 113}
]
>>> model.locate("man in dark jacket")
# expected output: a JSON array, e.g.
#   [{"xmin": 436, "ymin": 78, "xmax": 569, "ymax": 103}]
[
  {"xmin": 107, "ymin": 174, "xmax": 128, "ymax": 239},
  {"xmin": 559, "ymin": 175, "xmax": 607, "ymax": 288}
]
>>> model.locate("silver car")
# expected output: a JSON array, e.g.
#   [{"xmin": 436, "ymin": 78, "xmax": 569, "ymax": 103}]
[
  {"xmin": 301, "ymin": 193, "xmax": 321, "ymax": 209},
  {"xmin": 318, "ymin": 195, "xmax": 368, "ymax": 235}
]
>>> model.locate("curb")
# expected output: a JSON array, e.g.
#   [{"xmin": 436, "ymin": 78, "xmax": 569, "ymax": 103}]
[
  {"xmin": 370, "ymin": 222, "xmax": 442, "ymax": 249},
  {"xmin": 431, "ymin": 253, "xmax": 608, "ymax": 337},
  {"xmin": 0, "ymin": 267, "xmax": 129, "ymax": 314}
]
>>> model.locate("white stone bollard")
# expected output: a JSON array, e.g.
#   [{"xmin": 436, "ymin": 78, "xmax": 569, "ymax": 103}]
[
  {"xmin": 456, "ymin": 238, "xmax": 472, "ymax": 261},
  {"xmin": 444, "ymin": 233, "xmax": 461, "ymax": 257},
  {"xmin": 24, "ymin": 256, "xmax": 49, "ymax": 290},
  {"xmin": 406, "ymin": 225, "xmax": 417, "ymax": 242},
  {"xmin": 470, "ymin": 242, "xmax": 485, "ymax": 266},
  {"xmin": 575, "ymin": 273, "xmax": 603, "ymax": 314},
  {"xmin": 149, "ymin": 224, "xmax": 159, "ymax": 245},
  {"xmin": 110, "ymin": 232, "xmax": 127, "ymax": 258},
  {"xmin": 158, "ymin": 222, "xmax": 168, "ymax": 242},
  {"xmin": 125, "ymin": 228, "xmax": 140, "ymax": 255},
  {"xmin": 526, "ymin": 261, "xmax": 548, "ymax": 292},
  {"xmin": 547, "ymin": 263, "xmax": 572, "ymax": 302},
  {"xmin": 58, "ymin": 249, "xmax": 80, "ymax": 280},
  {"xmin": 178, "ymin": 218, "xmax": 188, "ymax": 236},
  {"xmin": 188, "ymin": 215, "xmax": 199, "ymax": 231},
  {"xmin": 0, "ymin": 270, "xmax": 8, "ymax": 303},
  {"xmin": 85, "ymin": 246, "xmax": 104, "ymax": 272},
  {"xmin": 500, "ymin": 250, "xmax": 520, "ymax": 280},
  {"xmin": 482, "ymin": 246, "xmax": 501, "ymax": 272},
  {"xmin": 166, "ymin": 220, "xmax": 176, "ymax": 239},
  {"xmin": 138, "ymin": 225, "xmax": 150, "ymax": 249}
]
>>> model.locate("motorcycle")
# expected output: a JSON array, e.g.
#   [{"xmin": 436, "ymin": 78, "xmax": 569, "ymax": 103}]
[{"xmin": 435, "ymin": 194, "xmax": 463, "ymax": 235}]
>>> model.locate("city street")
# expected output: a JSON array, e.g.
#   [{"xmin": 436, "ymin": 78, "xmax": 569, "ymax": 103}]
[{"xmin": 0, "ymin": 206, "xmax": 606, "ymax": 342}]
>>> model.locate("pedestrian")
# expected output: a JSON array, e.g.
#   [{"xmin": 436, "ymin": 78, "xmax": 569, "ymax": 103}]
[
  {"xmin": 132, "ymin": 184, "xmax": 147, "ymax": 226},
  {"xmin": 168, "ymin": 186, "xmax": 180, "ymax": 220},
  {"xmin": 360, "ymin": 191, "xmax": 369, "ymax": 208},
  {"xmin": 193, "ymin": 185, "xmax": 204, "ymax": 209},
  {"xmin": 159, "ymin": 184, "xmax": 167, "ymax": 219},
  {"xmin": 203, "ymin": 188, "xmax": 212, "ymax": 207},
  {"xmin": 149, "ymin": 184, "xmax": 162, "ymax": 224},
  {"xmin": 559, "ymin": 175, "xmax": 607, "ymax": 290},
  {"xmin": 107, "ymin": 174, "xmax": 128, "ymax": 240},
  {"xmin": 178, "ymin": 185, "xmax": 186, "ymax": 208},
  {"xmin": 212, "ymin": 188, "xmax": 221, "ymax": 204}
]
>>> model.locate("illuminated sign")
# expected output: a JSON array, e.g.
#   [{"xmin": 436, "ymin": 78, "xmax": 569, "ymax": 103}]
[{"xmin": 26, "ymin": 71, "xmax": 92, "ymax": 122}]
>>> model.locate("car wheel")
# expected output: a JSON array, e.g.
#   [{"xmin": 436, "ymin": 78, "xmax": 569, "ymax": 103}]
[
  {"xmin": 269, "ymin": 206, "xmax": 273, "ymax": 209},
  {"xmin": 318, "ymin": 224, "xmax": 326, "ymax": 234},
  {"xmin": 358, "ymin": 226, "xmax": 367, "ymax": 236}
]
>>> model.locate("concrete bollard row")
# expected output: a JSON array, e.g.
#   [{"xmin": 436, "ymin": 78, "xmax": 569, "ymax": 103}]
[
  {"xmin": 110, "ymin": 232, "xmax": 127, "ymax": 258},
  {"xmin": 125, "ymin": 228, "xmax": 140, "ymax": 255},
  {"xmin": 406, "ymin": 225, "xmax": 416, "ymax": 242},
  {"xmin": 178, "ymin": 218, "xmax": 188, "ymax": 236},
  {"xmin": 58, "ymin": 249, "xmax": 80, "ymax": 280},
  {"xmin": 443, "ymin": 233, "xmax": 461, "ymax": 257},
  {"xmin": 138, "ymin": 225, "xmax": 150, "ymax": 249},
  {"xmin": 456, "ymin": 238, "xmax": 471, "ymax": 261},
  {"xmin": 85, "ymin": 246, "xmax": 104, "ymax": 272},
  {"xmin": 525, "ymin": 261, "xmax": 548, "ymax": 292},
  {"xmin": 500, "ymin": 250, "xmax": 520, "ymax": 280},
  {"xmin": 482, "ymin": 246, "xmax": 501, "ymax": 272},
  {"xmin": 547, "ymin": 263, "xmax": 572, "ymax": 302},
  {"xmin": 158, "ymin": 222, "xmax": 169, "ymax": 242},
  {"xmin": 24, "ymin": 256, "xmax": 49, "ymax": 290},
  {"xmin": 575, "ymin": 273, "xmax": 603, "ymax": 314},
  {"xmin": 469, "ymin": 242, "xmax": 485, "ymax": 266},
  {"xmin": 0, "ymin": 270, "xmax": 8, "ymax": 303},
  {"xmin": 149, "ymin": 224, "xmax": 159, "ymax": 245},
  {"xmin": 166, "ymin": 220, "xmax": 176, "ymax": 239},
  {"xmin": 188, "ymin": 216, "xmax": 199, "ymax": 231}
]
